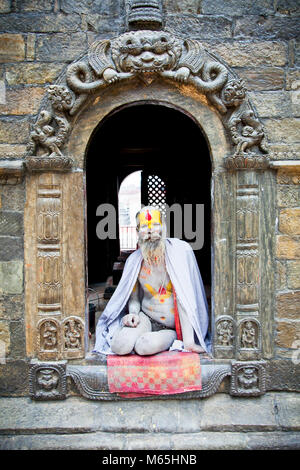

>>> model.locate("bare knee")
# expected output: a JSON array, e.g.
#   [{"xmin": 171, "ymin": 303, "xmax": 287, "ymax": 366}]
[{"xmin": 111, "ymin": 329, "xmax": 135, "ymax": 355}]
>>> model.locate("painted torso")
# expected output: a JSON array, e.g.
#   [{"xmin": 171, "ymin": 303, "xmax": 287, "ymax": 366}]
[{"xmin": 138, "ymin": 260, "xmax": 175, "ymax": 329}]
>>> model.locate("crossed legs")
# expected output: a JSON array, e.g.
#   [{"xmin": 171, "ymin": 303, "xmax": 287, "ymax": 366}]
[{"xmin": 111, "ymin": 312, "xmax": 177, "ymax": 356}]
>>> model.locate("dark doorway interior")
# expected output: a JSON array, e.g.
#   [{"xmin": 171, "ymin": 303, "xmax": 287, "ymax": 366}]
[{"xmin": 86, "ymin": 103, "xmax": 212, "ymax": 311}]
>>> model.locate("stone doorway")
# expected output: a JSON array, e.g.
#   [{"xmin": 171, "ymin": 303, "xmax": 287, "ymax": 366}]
[{"xmin": 85, "ymin": 102, "xmax": 212, "ymax": 349}]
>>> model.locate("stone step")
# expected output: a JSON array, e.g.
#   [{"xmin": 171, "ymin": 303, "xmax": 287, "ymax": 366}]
[{"xmin": 0, "ymin": 392, "xmax": 299, "ymax": 436}]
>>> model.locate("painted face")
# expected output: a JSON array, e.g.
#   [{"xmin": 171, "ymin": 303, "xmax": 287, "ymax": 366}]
[{"xmin": 137, "ymin": 209, "xmax": 162, "ymax": 241}]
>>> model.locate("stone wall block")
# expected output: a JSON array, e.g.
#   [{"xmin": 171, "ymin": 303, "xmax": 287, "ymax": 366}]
[
  {"xmin": 276, "ymin": 291, "xmax": 300, "ymax": 319},
  {"xmin": 276, "ymin": 320, "xmax": 300, "ymax": 348},
  {"xmin": 0, "ymin": 87, "xmax": 45, "ymax": 115},
  {"xmin": 0, "ymin": 236, "xmax": 23, "ymax": 261},
  {"xmin": 279, "ymin": 208, "xmax": 300, "ymax": 235},
  {"xmin": 0, "ymin": 319, "xmax": 10, "ymax": 356},
  {"xmin": 0, "ymin": 261, "xmax": 23, "ymax": 295},
  {"xmin": 0, "ymin": 211, "xmax": 23, "ymax": 236},
  {"xmin": 201, "ymin": 0, "xmax": 274, "ymax": 15},
  {"xmin": 0, "ymin": 33, "xmax": 25, "ymax": 62},
  {"xmin": 287, "ymin": 261, "xmax": 300, "ymax": 289},
  {"xmin": 16, "ymin": 0, "xmax": 55, "ymax": 12},
  {"xmin": 235, "ymin": 67, "xmax": 285, "ymax": 91},
  {"xmin": 0, "ymin": 0, "xmax": 10, "ymax": 13},
  {"xmin": 0, "ymin": 13, "xmax": 81, "ymax": 33},
  {"xmin": 276, "ymin": 235, "xmax": 300, "ymax": 259},
  {"xmin": 60, "ymin": 0, "xmax": 120, "ymax": 16},
  {"xmin": 165, "ymin": 15, "xmax": 232, "ymax": 39},
  {"xmin": 36, "ymin": 33, "xmax": 87, "ymax": 62},
  {"xmin": 234, "ymin": 17, "xmax": 299, "ymax": 40},
  {"xmin": 201, "ymin": 41, "xmax": 287, "ymax": 67},
  {"xmin": 276, "ymin": 260, "xmax": 287, "ymax": 290},
  {"xmin": 277, "ymin": 185, "xmax": 300, "ymax": 207},
  {"xmin": 264, "ymin": 118, "xmax": 300, "ymax": 143},
  {"xmin": 5, "ymin": 63, "xmax": 63, "ymax": 85},
  {"xmin": 164, "ymin": 0, "xmax": 201, "ymax": 14},
  {"xmin": 0, "ymin": 119, "xmax": 29, "ymax": 144},
  {"xmin": 249, "ymin": 91, "xmax": 292, "ymax": 118}
]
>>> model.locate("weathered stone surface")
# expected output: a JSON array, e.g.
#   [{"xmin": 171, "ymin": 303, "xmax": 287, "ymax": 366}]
[
  {"xmin": 277, "ymin": 185, "xmax": 300, "ymax": 207},
  {"xmin": 202, "ymin": 40, "xmax": 287, "ymax": 67},
  {"xmin": 82, "ymin": 15, "xmax": 121, "ymax": 34},
  {"xmin": 5, "ymin": 63, "xmax": 63, "ymax": 85},
  {"xmin": 271, "ymin": 144, "xmax": 300, "ymax": 159},
  {"xmin": 165, "ymin": 0, "xmax": 201, "ymax": 14},
  {"xmin": 287, "ymin": 261, "xmax": 300, "ymax": 289},
  {"xmin": 276, "ymin": 290, "xmax": 300, "ymax": 319},
  {"xmin": 165, "ymin": 15, "xmax": 232, "ymax": 39},
  {"xmin": 1, "ymin": 429, "xmax": 300, "ymax": 450},
  {"xmin": 201, "ymin": 0, "xmax": 274, "ymax": 15},
  {"xmin": 0, "ymin": 360, "xmax": 28, "ymax": 396},
  {"xmin": 267, "ymin": 360, "xmax": 300, "ymax": 391},
  {"xmin": 0, "ymin": 181, "xmax": 25, "ymax": 211},
  {"xmin": 276, "ymin": 260, "xmax": 287, "ymax": 290},
  {"xmin": 275, "ymin": 0, "xmax": 300, "ymax": 16},
  {"xmin": 0, "ymin": 319, "xmax": 10, "ymax": 356},
  {"xmin": 0, "ymin": 34, "xmax": 25, "ymax": 62},
  {"xmin": 60, "ymin": 0, "xmax": 120, "ymax": 16},
  {"xmin": 9, "ymin": 320, "xmax": 26, "ymax": 359},
  {"xmin": 249, "ymin": 91, "xmax": 291, "ymax": 118},
  {"xmin": 0, "ymin": 87, "xmax": 45, "ymax": 115},
  {"xmin": 264, "ymin": 118, "xmax": 300, "ymax": 143},
  {"xmin": 279, "ymin": 208, "xmax": 300, "ymax": 235},
  {"xmin": 277, "ymin": 169, "xmax": 300, "ymax": 185},
  {"xmin": 0, "ymin": 144, "xmax": 26, "ymax": 158},
  {"xmin": 0, "ymin": 294, "xmax": 24, "ymax": 320},
  {"xmin": 16, "ymin": 0, "xmax": 55, "ymax": 12},
  {"xmin": 0, "ymin": 236, "xmax": 23, "ymax": 261},
  {"xmin": 295, "ymin": 41, "xmax": 300, "ymax": 68},
  {"xmin": 0, "ymin": 261, "xmax": 23, "ymax": 295},
  {"xmin": 36, "ymin": 33, "xmax": 87, "ymax": 62},
  {"xmin": 276, "ymin": 320, "xmax": 300, "ymax": 348},
  {"xmin": 234, "ymin": 17, "xmax": 300, "ymax": 40},
  {"xmin": 0, "ymin": 0, "xmax": 10, "ymax": 13},
  {"xmin": 0, "ymin": 116, "xmax": 30, "ymax": 143},
  {"xmin": 0, "ymin": 211, "xmax": 23, "ymax": 236},
  {"xmin": 26, "ymin": 33, "xmax": 35, "ymax": 61},
  {"xmin": 0, "ymin": 13, "xmax": 81, "ymax": 33},
  {"xmin": 234, "ymin": 67, "xmax": 285, "ymax": 91},
  {"xmin": 276, "ymin": 235, "xmax": 300, "ymax": 259},
  {"xmin": 286, "ymin": 68, "xmax": 300, "ymax": 91}
]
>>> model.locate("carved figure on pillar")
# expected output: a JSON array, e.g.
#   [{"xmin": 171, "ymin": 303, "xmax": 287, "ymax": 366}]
[
  {"xmin": 216, "ymin": 319, "xmax": 234, "ymax": 347},
  {"xmin": 94, "ymin": 206, "xmax": 211, "ymax": 357},
  {"xmin": 241, "ymin": 321, "xmax": 257, "ymax": 349}
]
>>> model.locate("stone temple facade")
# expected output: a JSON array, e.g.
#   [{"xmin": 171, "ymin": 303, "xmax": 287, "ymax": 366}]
[{"xmin": 0, "ymin": 0, "xmax": 299, "ymax": 450}]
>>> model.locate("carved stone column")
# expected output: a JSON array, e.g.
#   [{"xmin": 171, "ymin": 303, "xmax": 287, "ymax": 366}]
[
  {"xmin": 224, "ymin": 153, "xmax": 270, "ymax": 361},
  {"xmin": 25, "ymin": 157, "xmax": 86, "ymax": 361}
]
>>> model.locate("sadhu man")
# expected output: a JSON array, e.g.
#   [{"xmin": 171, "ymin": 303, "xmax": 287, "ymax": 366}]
[{"xmin": 93, "ymin": 206, "xmax": 211, "ymax": 356}]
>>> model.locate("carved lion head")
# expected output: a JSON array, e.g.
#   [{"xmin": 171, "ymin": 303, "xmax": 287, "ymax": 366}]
[{"xmin": 111, "ymin": 30, "xmax": 182, "ymax": 73}]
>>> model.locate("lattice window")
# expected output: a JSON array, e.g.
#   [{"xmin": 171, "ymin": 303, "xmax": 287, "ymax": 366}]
[{"xmin": 147, "ymin": 175, "xmax": 167, "ymax": 215}]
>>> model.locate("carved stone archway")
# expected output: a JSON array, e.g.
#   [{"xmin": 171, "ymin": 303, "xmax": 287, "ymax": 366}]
[{"xmin": 24, "ymin": 27, "xmax": 273, "ymax": 398}]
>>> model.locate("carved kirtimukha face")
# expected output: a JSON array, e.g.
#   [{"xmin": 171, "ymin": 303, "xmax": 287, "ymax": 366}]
[{"xmin": 111, "ymin": 31, "xmax": 182, "ymax": 73}]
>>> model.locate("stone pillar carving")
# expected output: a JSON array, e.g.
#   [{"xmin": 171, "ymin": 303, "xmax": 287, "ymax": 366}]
[
  {"xmin": 224, "ymin": 154, "xmax": 270, "ymax": 361},
  {"xmin": 25, "ymin": 169, "xmax": 86, "ymax": 361}
]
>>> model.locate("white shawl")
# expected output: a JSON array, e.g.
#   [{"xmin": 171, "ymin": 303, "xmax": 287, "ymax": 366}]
[{"xmin": 93, "ymin": 238, "xmax": 211, "ymax": 355}]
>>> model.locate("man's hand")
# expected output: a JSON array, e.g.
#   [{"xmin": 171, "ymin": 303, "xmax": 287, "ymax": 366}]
[{"xmin": 122, "ymin": 313, "xmax": 140, "ymax": 328}]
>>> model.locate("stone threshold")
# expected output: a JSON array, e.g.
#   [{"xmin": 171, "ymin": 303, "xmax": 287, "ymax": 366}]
[{"xmin": 0, "ymin": 392, "xmax": 299, "ymax": 449}]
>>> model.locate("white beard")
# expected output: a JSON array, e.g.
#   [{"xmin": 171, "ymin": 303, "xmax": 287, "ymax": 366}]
[{"xmin": 139, "ymin": 237, "xmax": 165, "ymax": 265}]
